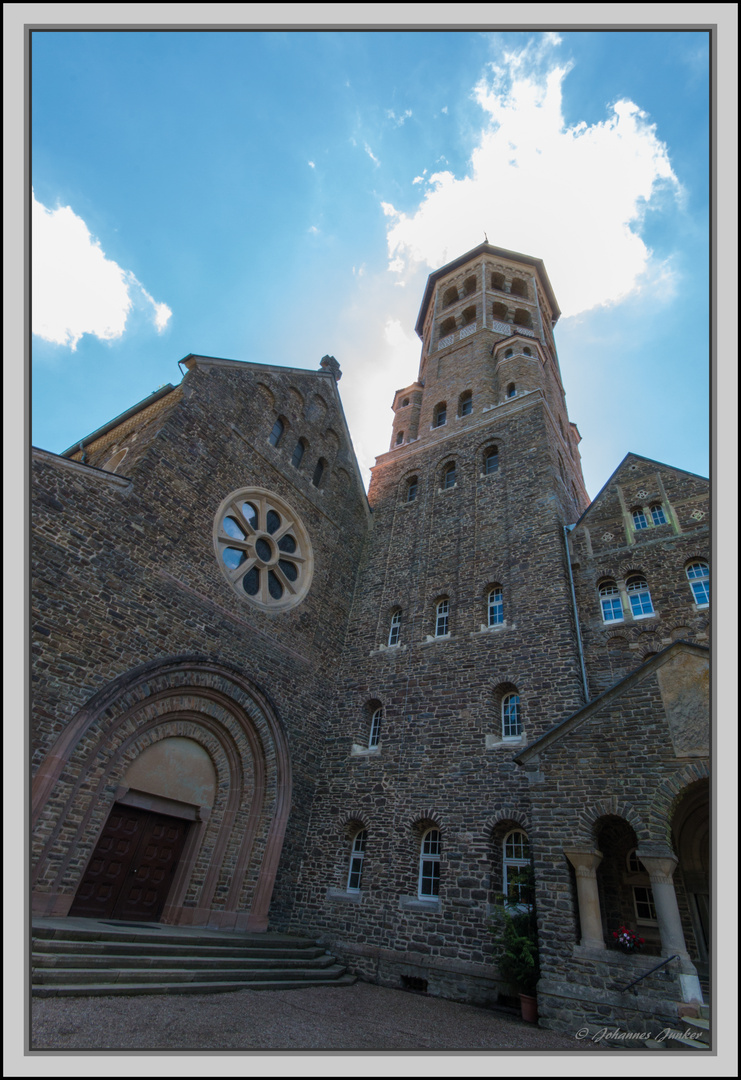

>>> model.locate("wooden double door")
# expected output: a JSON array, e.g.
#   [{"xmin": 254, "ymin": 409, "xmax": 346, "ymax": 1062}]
[{"xmin": 69, "ymin": 803, "xmax": 190, "ymax": 922}]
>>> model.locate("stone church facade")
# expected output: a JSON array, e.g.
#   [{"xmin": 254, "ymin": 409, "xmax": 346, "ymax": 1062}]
[{"xmin": 31, "ymin": 243, "xmax": 709, "ymax": 1033}]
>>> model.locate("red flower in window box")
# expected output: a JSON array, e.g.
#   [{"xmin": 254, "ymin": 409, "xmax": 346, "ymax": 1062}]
[{"xmin": 611, "ymin": 926, "xmax": 645, "ymax": 952}]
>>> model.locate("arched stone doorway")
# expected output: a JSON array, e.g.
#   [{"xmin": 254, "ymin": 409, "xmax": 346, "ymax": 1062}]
[
  {"xmin": 31, "ymin": 657, "xmax": 292, "ymax": 931},
  {"xmin": 672, "ymin": 779, "xmax": 710, "ymax": 982}
]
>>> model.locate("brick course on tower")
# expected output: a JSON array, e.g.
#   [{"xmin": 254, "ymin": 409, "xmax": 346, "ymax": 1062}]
[{"xmin": 31, "ymin": 242, "xmax": 710, "ymax": 1033}]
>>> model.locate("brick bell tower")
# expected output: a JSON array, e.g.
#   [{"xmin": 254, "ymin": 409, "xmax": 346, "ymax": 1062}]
[{"xmin": 295, "ymin": 243, "xmax": 593, "ymax": 991}]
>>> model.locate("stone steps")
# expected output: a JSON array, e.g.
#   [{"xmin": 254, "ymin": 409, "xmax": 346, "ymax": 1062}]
[
  {"xmin": 33, "ymin": 974, "xmax": 358, "ymax": 998},
  {"xmin": 32, "ymin": 918, "xmax": 355, "ymax": 998}
]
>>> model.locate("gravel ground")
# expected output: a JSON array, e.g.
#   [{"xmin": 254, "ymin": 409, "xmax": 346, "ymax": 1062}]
[{"xmin": 31, "ymin": 982, "xmax": 584, "ymax": 1052}]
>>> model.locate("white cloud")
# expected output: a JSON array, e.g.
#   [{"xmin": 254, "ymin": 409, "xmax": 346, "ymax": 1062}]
[
  {"xmin": 32, "ymin": 191, "xmax": 171, "ymax": 349},
  {"xmin": 364, "ymin": 142, "xmax": 380, "ymax": 166},
  {"xmin": 381, "ymin": 40, "xmax": 682, "ymax": 317},
  {"xmin": 309, "ymin": 225, "xmax": 320, "ymax": 235},
  {"xmin": 308, "ymin": 160, "xmax": 316, "ymax": 168},
  {"xmin": 386, "ymin": 108, "xmax": 412, "ymax": 127}
]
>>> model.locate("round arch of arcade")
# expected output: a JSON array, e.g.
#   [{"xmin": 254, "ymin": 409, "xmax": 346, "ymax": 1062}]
[{"xmin": 31, "ymin": 657, "xmax": 292, "ymax": 931}]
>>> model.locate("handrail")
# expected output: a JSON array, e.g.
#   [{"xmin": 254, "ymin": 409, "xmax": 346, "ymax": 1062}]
[{"xmin": 618, "ymin": 955, "xmax": 679, "ymax": 993}]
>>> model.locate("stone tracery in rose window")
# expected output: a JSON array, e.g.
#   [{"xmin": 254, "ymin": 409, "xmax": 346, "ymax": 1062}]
[{"xmin": 213, "ymin": 487, "xmax": 313, "ymax": 611}]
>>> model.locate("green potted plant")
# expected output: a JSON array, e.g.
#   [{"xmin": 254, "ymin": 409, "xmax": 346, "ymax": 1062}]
[{"xmin": 490, "ymin": 867, "xmax": 540, "ymax": 1022}]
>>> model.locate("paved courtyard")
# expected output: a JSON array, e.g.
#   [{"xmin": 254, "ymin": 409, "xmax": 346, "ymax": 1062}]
[{"xmin": 31, "ymin": 980, "xmax": 584, "ymax": 1053}]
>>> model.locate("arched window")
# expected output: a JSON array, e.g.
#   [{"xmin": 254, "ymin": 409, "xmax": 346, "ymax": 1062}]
[
  {"xmin": 440, "ymin": 317, "xmax": 456, "ymax": 337},
  {"xmin": 502, "ymin": 693, "xmax": 521, "ymax": 739},
  {"xmin": 686, "ymin": 561, "xmax": 709, "ymax": 606},
  {"xmin": 492, "ymin": 301, "xmax": 508, "ymax": 321},
  {"xmin": 599, "ymin": 580, "xmax": 623, "ymax": 623},
  {"xmin": 506, "ymin": 383, "xmax": 516, "ymax": 398},
  {"xmin": 650, "ymin": 503, "xmax": 667, "ymax": 526},
  {"xmin": 434, "ymin": 402, "xmax": 447, "ymax": 427},
  {"xmin": 401, "ymin": 397, "xmax": 410, "ymax": 407},
  {"xmin": 491, "ymin": 272, "xmax": 505, "ymax": 291},
  {"xmin": 395, "ymin": 430, "xmax": 404, "ymax": 446},
  {"xmin": 291, "ymin": 439, "xmax": 306, "ymax": 468},
  {"xmin": 347, "ymin": 829, "xmax": 367, "ymax": 892},
  {"xmin": 484, "ymin": 446, "xmax": 499, "ymax": 474},
  {"xmin": 418, "ymin": 829, "xmax": 441, "ymax": 898},
  {"xmin": 487, "ymin": 587, "xmax": 504, "ymax": 627},
  {"xmin": 463, "ymin": 275, "xmax": 477, "ymax": 296},
  {"xmin": 461, "ymin": 305, "xmax": 476, "ymax": 326},
  {"xmin": 406, "ymin": 476, "xmax": 418, "ymax": 503},
  {"xmin": 523, "ymin": 346, "xmax": 532, "ymax": 356},
  {"xmin": 503, "ymin": 830, "xmax": 531, "ymax": 903},
  {"xmin": 626, "ymin": 575, "xmax": 654, "ymax": 617},
  {"xmin": 312, "ymin": 458, "xmax": 326, "ymax": 488},
  {"xmin": 443, "ymin": 286, "xmax": 458, "ymax": 307},
  {"xmin": 435, "ymin": 598, "xmax": 449, "ymax": 637},
  {"xmin": 443, "ymin": 462, "xmax": 456, "ymax": 489},
  {"xmin": 388, "ymin": 609, "xmax": 402, "ymax": 647},
  {"xmin": 459, "ymin": 391, "xmax": 473, "ymax": 417},
  {"xmin": 510, "ymin": 278, "xmax": 528, "ymax": 299},
  {"xmin": 505, "ymin": 348, "xmax": 514, "ymax": 358},
  {"xmin": 369, "ymin": 706, "xmax": 383, "ymax": 747},
  {"xmin": 513, "ymin": 308, "xmax": 532, "ymax": 329},
  {"xmin": 632, "ymin": 508, "xmax": 648, "ymax": 530},
  {"xmin": 268, "ymin": 418, "xmax": 285, "ymax": 447}
]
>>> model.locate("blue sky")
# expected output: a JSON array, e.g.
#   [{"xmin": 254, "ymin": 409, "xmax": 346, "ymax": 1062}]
[{"xmin": 31, "ymin": 28, "xmax": 711, "ymax": 498}]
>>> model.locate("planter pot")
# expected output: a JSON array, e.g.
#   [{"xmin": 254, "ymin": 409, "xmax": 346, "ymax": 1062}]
[{"xmin": 519, "ymin": 993, "xmax": 538, "ymax": 1023}]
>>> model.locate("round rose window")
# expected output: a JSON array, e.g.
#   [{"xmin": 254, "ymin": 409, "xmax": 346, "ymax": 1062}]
[{"xmin": 213, "ymin": 488, "xmax": 313, "ymax": 611}]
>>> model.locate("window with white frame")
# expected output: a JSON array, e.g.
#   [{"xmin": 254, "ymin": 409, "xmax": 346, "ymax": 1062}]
[
  {"xmin": 418, "ymin": 829, "xmax": 441, "ymax": 898},
  {"xmin": 484, "ymin": 446, "xmax": 499, "ymax": 474},
  {"xmin": 368, "ymin": 706, "xmax": 382, "ymax": 748},
  {"xmin": 502, "ymin": 693, "xmax": 521, "ymax": 739},
  {"xmin": 632, "ymin": 508, "xmax": 649, "ymax": 530},
  {"xmin": 443, "ymin": 462, "xmax": 456, "ymax": 489},
  {"xmin": 487, "ymin": 587, "xmax": 504, "ymax": 626},
  {"xmin": 650, "ymin": 503, "xmax": 667, "ymax": 526},
  {"xmin": 599, "ymin": 581, "xmax": 623, "ymax": 623},
  {"xmin": 388, "ymin": 609, "xmax": 402, "ymax": 647},
  {"xmin": 627, "ymin": 850, "xmax": 658, "ymax": 924},
  {"xmin": 503, "ymin": 830, "xmax": 531, "ymax": 904},
  {"xmin": 626, "ymin": 575, "xmax": 654, "ymax": 617},
  {"xmin": 347, "ymin": 829, "xmax": 367, "ymax": 891},
  {"xmin": 459, "ymin": 391, "xmax": 473, "ymax": 417},
  {"xmin": 435, "ymin": 599, "xmax": 449, "ymax": 637},
  {"xmin": 434, "ymin": 402, "xmax": 447, "ymax": 427},
  {"xmin": 686, "ymin": 561, "xmax": 709, "ymax": 606}
]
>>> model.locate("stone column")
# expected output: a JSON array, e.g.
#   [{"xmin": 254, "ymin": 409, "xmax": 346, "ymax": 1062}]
[
  {"xmin": 637, "ymin": 851, "xmax": 702, "ymax": 1003},
  {"xmin": 564, "ymin": 848, "xmax": 604, "ymax": 950}
]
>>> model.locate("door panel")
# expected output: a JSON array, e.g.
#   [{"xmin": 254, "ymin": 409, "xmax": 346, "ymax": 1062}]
[{"xmin": 69, "ymin": 803, "xmax": 189, "ymax": 922}]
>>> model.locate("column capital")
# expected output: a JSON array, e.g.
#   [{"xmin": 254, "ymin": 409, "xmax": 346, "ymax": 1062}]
[
  {"xmin": 564, "ymin": 848, "xmax": 603, "ymax": 876},
  {"xmin": 637, "ymin": 852, "xmax": 678, "ymax": 884}
]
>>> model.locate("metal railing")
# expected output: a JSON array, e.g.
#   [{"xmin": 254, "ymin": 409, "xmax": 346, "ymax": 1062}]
[{"xmin": 618, "ymin": 955, "xmax": 679, "ymax": 994}]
